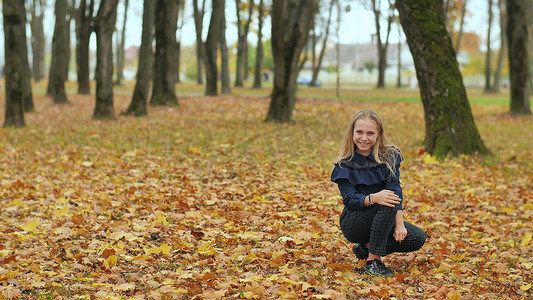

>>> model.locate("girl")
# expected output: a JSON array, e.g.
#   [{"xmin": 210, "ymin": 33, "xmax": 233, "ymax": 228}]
[{"xmin": 331, "ymin": 109, "xmax": 426, "ymax": 277}]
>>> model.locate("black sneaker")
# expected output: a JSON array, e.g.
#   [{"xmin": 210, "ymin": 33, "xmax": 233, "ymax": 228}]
[
  {"xmin": 352, "ymin": 243, "xmax": 369, "ymax": 260},
  {"xmin": 364, "ymin": 260, "xmax": 394, "ymax": 277}
]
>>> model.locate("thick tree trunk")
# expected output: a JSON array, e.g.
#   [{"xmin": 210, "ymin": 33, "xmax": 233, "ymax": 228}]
[
  {"xmin": 115, "ymin": 0, "xmax": 129, "ymax": 86},
  {"xmin": 252, "ymin": 0, "xmax": 265, "ymax": 89},
  {"xmin": 49, "ymin": 0, "xmax": 70, "ymax": 104},
  {"xmin": 93, "ymin": 0, "xmax": 119, "ymax": 119},
  {"xmin": 220, "ymin": 2, "xmax": 231, "ymax": 95},
  {"xmin": 266, "ymin": 0, "xmax": 315, "ymax": 123},
  {"xmin": 76, "ymin": 0, "xmax": 94, "ymax": 94},
  {"xmin": 507, "ymin": 0, "xmax": 531, "ymax": 115},
  {"xmin": 3, "ymin": 0, "xmax": 27, "ymax": 127},
  {"xmin": 204, "ymin": 0, "xmax": 224, "ymax": 96},
  {"xmin": 484, "ymin": 0, "xmax": 494, "ymax": 93},
  {"xmin": 397, "ymin": 0, "xmax": 490, "ymax": 157},
  {"xmin": 125, "ymin": 0, "xmax": 155, "ymax": 117},
  {"xmin": 193, "ymin": 0, "xmax": 206, "ymax": 84},
  {"xmin": 310, "ymin": 0, "xmax": 334, "ymax": 87},
  {"xmin": 29, "ymin": 0, "xmax": 46, "ymax": 82},
  {"xmin": 151, "ymin": 0, "xmax": 179, "ymax": 106}
]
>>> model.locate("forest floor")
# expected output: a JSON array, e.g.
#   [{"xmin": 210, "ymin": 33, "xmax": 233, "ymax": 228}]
[{"xmin": 0, "ymin": 86, "xmax": 532, "ymax": 299}]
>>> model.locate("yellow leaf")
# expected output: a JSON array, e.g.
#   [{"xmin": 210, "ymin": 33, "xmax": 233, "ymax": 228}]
[
  {"xmin": 523, "ymin": 203, "xmax": 533, "ymax": 210},
  {"xmin": 3, "ymin": 270, "xmax": 19, "ymax": 280},
  {"xmin": 104, "ymin": 255, "xmax": 118, "ymax": 268},
  {"xmin": 447, "ymin": 292, "xmax": 461, "ymax": 300},
  {"xmin": 522, "ymin": 262, "xmax": 533, "ymax": 269},
  {"xmin": 56, "ymin": 206, "xmax": 69, "ymax": 217},
  {"xmin": 501, "ymin": 207, "xmax": 516, "ymax": 213},
  {"xmin": 81, "ymin": 161, "xmax": 94, "ymax": 167},
  {"xmin": 21, "ymin": 218, "xmax": 39, "ymax": 232},
  {"xmin": 520, "ymin": 284, "xmax": 531, "ymax": 291},
  {"xmin": 521, "ymin": 232, "xmax": 532, "ymax": 247},
  {"xmin": 187, "ymin": 146, "xmax": 203, "ymax": 155},
  {"xmin": 197, "ymin": 242, "xmax": 216, "ymax": 256},
  {"xmin": 423, "ymin": 153, "xmax": 439, "ymax": 165},
  {"xmin": 144, "ymin": 246, "xmax": 161, "ymax": 255},
  {"xmin": 159, "ymin": 243, "xmax": 171, "ymax": 254},
  {"xmin": 152, "ymin": 213, "xmax": 168, "ymax": 227}
]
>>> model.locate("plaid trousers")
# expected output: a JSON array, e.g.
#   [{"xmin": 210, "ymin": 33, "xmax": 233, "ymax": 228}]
[{"xmin": 340, "ymin": 204, "xmax": 426, "ymax": 256}]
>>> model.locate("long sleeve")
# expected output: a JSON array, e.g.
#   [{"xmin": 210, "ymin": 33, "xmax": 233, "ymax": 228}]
[
  {"xmin": 336, "ymin": 178, "xmax": 367, "ymax": 211},
  {"xmin": 385, "ymin": 164, "xmax": 403, "ymax": 210}
]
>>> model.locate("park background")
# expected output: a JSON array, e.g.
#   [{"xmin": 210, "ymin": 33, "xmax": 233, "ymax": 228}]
[{"xmin": 0, "ymin": 0, "xmax": 532, "ymax": 299}]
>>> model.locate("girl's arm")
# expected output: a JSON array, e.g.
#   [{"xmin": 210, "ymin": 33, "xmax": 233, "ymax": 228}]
[{"xmin": 394, "ymin": 210, "xmax": 407, "ymax": 242}]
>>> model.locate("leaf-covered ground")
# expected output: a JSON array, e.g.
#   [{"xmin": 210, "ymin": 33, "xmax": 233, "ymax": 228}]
[{"xmin": 0, "ymin": 92, "xmax": 531, "ymax": 299}]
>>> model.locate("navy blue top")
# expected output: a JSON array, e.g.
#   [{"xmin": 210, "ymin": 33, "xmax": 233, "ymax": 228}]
[{"xmin": 331, "ymin": 151, "xmax": 404, "ymax": 211}]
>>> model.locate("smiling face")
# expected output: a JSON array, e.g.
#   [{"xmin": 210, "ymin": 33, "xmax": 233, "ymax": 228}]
[{"xmin": 353, "ymin": 118, "xmax": 379, "ymax": 156}]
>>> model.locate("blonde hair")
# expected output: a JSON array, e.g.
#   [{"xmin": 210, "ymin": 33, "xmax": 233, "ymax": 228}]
[{"xmin": 335, "ymin": 109, "xmax": 401, "ymax": 176}]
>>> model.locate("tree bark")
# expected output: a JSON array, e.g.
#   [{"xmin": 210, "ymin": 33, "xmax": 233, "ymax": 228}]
[
  {"xmin": 21, "ymin": 3, "xmax": 34, "ymax": 113},
  {"xmin": 220, "ymin": 1, "xmax": 231, "ymax": 95},
  {"xmin": 3, "ymin": 0, "xmax": 27, "ymax": 127},
  {"xmin": 396, "ymin": 0, "xmax": 490, "ymax": 157},
  {"xmin": 115, "ymin": 0, "xmax": 129, "ymax": 86},
  {"xmin": 76, "ymin": 0, "xmax": 94, "ymax": 94},
  {"xmin": 151, "ymin": 0, "xmax": 179, "ymax": 106},
  {"xmin": 49, "ymin": 0, "xmax": 70, "ymax": 104},
  {"xmin": 93, "ymin": 0, "xmax": 119, "ymax": 119},
  {"xmin": 193, "ymin": 0, "xmax": 206, "ymax": 84},
  {"xmin": 252, "ymin": 0, "xmax": 265, "ymax": 89},
  {"xmin": 266, "ymin": 0, "xmax": 315, "ymax": 123},
  {"xmin": 29, "ymin": 0, "xmax": 46, "ymax": 82},
  {"xmin": 204, "ymin": 0, "xmax": 224, "ymax": 96},
  {"xmin": 484, "ymin": 0, "xmax": 494, "ymax": 93},
  {"xmin": 125, "ymin": 0, "xmax": 155, "ymax": 117},
  {"xmin": 506, "ymin": 0, "xmax": 531, "ymax": 115}
]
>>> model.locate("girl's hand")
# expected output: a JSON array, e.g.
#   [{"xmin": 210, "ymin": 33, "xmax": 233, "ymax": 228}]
[
  {"xmin": 394, "ymin": 225, "xmax": 407, "ymax": 242},
  {"xmin": 372, "ymin": 190, "xmax": 401, "ymax": 207}
]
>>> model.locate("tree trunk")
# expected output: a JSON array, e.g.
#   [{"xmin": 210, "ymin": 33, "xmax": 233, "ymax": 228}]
[
  {"xmin": 204, "ymin": 0, "xmax": 224, "ymax": 96},
  {"xmin": 193, "ymin": 0, "xmax": 206, "ymax": 84},
  {"xmin": 21, "ymin": 4, "xmax": 34, "ymax": 113},
  {"xmin": 310, "ymin": 0, "xmax": 334, "ymax": 87},
  {"xmin": 396, "ymin": 0, "xmax": 490, "ymax": 157},
  {"xmin": 252, "ymin": 0, "xmax": 265, "ymax": 89},
  {"xmin": 29, "ymin": 0, "xmax": 46, "ymax": 82},
  {"xmin": 115, "ymin": 0, "xmax": 129, "ymax": 86},
  {"xmin": 125, "ymin": 0, "xmax": 155, "ymax": 117},
  {"xmin": 49, "ymin": 0, "xmax": 70, "ymax": 104},
  {"xmin": 93, "ymin": 0, "xmax": 119, "ymax": 119},
  {"xmin": 266, "ymin": 0, "xmax": 315, "ymax": 123},
  {"xmin": 335, "ymin": 0, "xmax": 341, "ymax": 98},
  {"xmin": 492, "ymin": 0, "xmax": 506, "ymax": 93},
  {"xmin": 220, "ymin": 1, "xmax": 231, "ymax": 95},
  {"xmin": 76, "ymin": 0, "xmax": 94, "ymax": 94},
  {"xmin": 376, "ymin": 2, "xmax": 393, "ymax": 89},
  {"xmin": 506, "ymin": 0, "xmax": 531, "ymax": 114},
  {"xmin": 151, "ymin": 0, "xmax": 179, "ymax": 106},
  {"xmin": 234, "ymin": 0, "xmax": 254, "ymax": 87},
  {"xmin": 3, "ymin": 0, "xmax": 27, "ymax": 127},
  {"xmin": 484, "ymin": 0, "xmax": 494, "ymax": 93}
]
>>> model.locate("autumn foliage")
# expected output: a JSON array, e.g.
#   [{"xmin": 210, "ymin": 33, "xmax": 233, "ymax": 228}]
[{"xmin": 0, "ymin": 92, "xmax": 531, "ymax": 299}]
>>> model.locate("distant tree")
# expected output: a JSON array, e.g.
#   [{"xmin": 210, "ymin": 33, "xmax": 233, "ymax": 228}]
[
  {"xmin": 310, "ymin": 0, "xmax": 334, "ymax": 87},
  {"xmin": 93, "ymin": 0, "xmax": 119, "ymax": 119},
  {"xmin": 252, "ymin": 0, "xmax": 265, "ymax": 89},
  {"xmin": 362, "ymin": 0, "xmax": 394, "ymax": 88},
  {"xmin": 151, "ymin": 0, "xmax": 179, "ymax": 106},
  {"xmin": 124, "ymin": 0, "xmax": 155, "ymax": 117},
  {"xmin": 3, "ymin": 0, "xmax": 27, "ymax": 127},
  {"xmin": 492, "ymin": 0, "xmax": 506, "ymax": 93},
  {"xmin": 484, "ymin": 0, "xmax": 494, "ymax": 93},
  {"xmin": 28, "ymin": 0, "xmax": 46, "ymax": 82},
  {"xmin": 396, "ymin": 0, "xmax": 490, "ymax": 157},
  {"xmin": 234, "ymin": 0, "xmax": 254, "ymax": 87},
  {"xmin": 21, "ymin": 2, "xmax": 34, "ymax": 113},
  {"xmin": 221, "ymin": 1, "xmax": 231, "ymax": 95},
  {"xmin": 48, "ymin": 0, "xmax": 70, "ymax": 104},
  {"xmin": 506, "ymin": 0, "xmax": 531, "ymax": 114},
  {"xmin": 176, "ymin": 0, "xmax": 186, "ymax": 83},
  {"xmin": 204, "ymin": 0, "xmax": 224, "ymax": 96},
  {"xmin": 265, "ymin": 0, "xmax": 316, "ymax": 123},
  {"xmin": 76, "ymin": 0, "xmax": 95, "ymax": 94},
  {"xmin": 193, "ymin": 0, "xmax": 206, "ymax": 84},
  {"xmin": 115, "ymin": 0, "xmax": 129, "ymax": 86}
]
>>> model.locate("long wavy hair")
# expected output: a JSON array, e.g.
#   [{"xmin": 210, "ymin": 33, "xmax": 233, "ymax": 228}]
[{"xmin": 335, "ymin": 109, "xmax": 401, "ymax": 176}]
